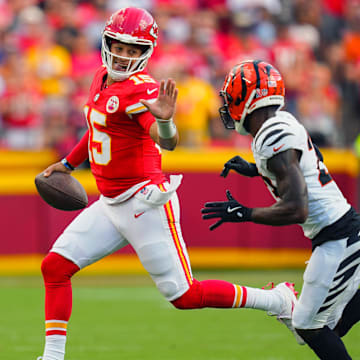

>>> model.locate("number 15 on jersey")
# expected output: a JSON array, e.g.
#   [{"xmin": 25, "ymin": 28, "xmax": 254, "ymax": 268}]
[{"xmin": 84, "ymin": 106, "xmax": 111, "ymax": 166}]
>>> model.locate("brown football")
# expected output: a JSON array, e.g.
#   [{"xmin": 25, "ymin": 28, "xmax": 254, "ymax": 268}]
[{"xmin": 35, "ymin": 171, "xmax": 88, "ymax": 211}]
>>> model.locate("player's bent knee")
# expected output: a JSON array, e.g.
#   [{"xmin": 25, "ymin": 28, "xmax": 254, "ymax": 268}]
[
  {"xmin": 157, "ymin": 280, "xmax": 179, "ymax": 299},
  {"xmin": 137, "ymin": 242, "xmax": 183, "ymax": 299},
  {"xmin": 137, "ymin": 242, "xmax": 173, "ymax": 276},
  {"xmin": 171, "ymin": 280, "xmax": 202, "ymax": 309},
  {"xmin": 41, "ymin": 252, "xmax": 79, "ymax": 283},
  {"xmin": 292, "ymin": 303, "xmax": 314, "ymax": 329}
]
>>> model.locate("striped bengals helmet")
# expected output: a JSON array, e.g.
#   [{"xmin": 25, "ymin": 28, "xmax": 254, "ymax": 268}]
[{"xmin": 219, "ymin": 60, "xmax": 285, "ymax": 134}]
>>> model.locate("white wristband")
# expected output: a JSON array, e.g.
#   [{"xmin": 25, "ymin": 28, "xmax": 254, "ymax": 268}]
[{"xmin": 156, "ymin": 118, "xmax": 177, "ymax": 139}]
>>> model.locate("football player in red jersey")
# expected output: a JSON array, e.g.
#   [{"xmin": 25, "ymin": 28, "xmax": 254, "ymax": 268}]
[{"xmin": 37, "ymin": 9, "xmax": 298, "ymax": 360}]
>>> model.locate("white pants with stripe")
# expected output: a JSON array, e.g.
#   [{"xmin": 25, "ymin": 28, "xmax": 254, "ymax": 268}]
[
  {"xmin": 51, "ymin": 183, "xmax": 193, "ymax": 301},
  {"xmin": 293, "ymin": 234, "xmax": 360, "ymax": 330}
]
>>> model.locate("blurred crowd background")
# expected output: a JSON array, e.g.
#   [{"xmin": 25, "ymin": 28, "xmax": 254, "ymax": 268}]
[{"xmin": 0, "ymin": 0, "xmax": 360, "ymax": 157}]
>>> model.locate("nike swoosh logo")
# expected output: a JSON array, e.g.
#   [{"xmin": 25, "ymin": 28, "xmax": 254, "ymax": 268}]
[
  {"xmin": 273, "ymin": 144, "xmax": 285, "ymax": 152},
  {"xmin": 134, "ymin": 212, "xmax": 145, "ymax": 218},
  {"xmin": 227, "ymin": 206, "xmax": 242, "ymax": 213},
  {"xmin": 147, "ymin": 88, "xmax": 157, "ymax": 95}
]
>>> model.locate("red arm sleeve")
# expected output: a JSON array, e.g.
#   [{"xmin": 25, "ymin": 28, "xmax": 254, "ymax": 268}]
[
  {"xmin": 134, "ymin": 111, "xmax": 156, "ymax": 134},
  {"xmin": 66, "ymin": 130, "xmax": 89, "ymax": 168}
]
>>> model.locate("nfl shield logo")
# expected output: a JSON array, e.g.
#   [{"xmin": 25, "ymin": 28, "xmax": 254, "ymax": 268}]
[{"xmin": 140, "ymin": 187, "xmax": 149, "ymax": 195}]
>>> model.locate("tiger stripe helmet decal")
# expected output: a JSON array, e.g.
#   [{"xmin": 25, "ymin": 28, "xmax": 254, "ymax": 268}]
[{"xmin": 219, "ymin": 60, "xmax": 285, "ymax": 135}]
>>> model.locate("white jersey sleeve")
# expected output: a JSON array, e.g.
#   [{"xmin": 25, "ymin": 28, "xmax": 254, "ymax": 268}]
[{"xmin": 251, "ymin": 111, "xmax": 350, "ymax": 239}]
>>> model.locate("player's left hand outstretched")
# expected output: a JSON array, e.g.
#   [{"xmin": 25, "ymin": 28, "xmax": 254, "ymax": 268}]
[
  {"xmin": 201, "ymin": 190, "xmax": 253, "ymax": 230},
  {"xmin": 140, "ymin": 78, "xmax": 178, "ymax": 120}
]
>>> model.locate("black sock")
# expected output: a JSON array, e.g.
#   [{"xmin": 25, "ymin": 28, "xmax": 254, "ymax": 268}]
[
  {"xmin": 334, "ymin": 289, "xmax": 360, "ymax": 337},
  {"xmin": 296, "ymin": 326, "xmax": 351, "ymax": 360}
]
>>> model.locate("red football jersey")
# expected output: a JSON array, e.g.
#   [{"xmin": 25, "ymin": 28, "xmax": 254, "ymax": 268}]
[{"xmin": 67, "ymin": 66, "xmax": 166, "ymax": 198}]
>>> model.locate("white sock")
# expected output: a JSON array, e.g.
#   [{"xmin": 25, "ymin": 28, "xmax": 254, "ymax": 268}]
[
  {"xmin": 43, "ymin": 335, "xmax": 66, "ymax": 360},
  {"xmin": 243, "ymin": 287, "xmax": 282, "ymax": 313}
]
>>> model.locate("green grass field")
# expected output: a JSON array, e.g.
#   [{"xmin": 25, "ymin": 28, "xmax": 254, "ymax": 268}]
[{"xmin": 1, "ymin": 269, "xmax": 359, "ymax": 360}]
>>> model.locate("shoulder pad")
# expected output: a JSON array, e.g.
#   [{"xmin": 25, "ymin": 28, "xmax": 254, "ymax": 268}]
[{"xmin": 253, "ymin": 112, "xmax": 305, "ymax": 159}]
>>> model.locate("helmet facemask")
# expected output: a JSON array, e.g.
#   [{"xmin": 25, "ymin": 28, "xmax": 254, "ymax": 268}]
[
  {"xmin": 219, "ymin": 91, "xmax": 235, "ymax": 130},
  {"xmin": 219, "ymin": 86, "xmax": 257, "ymax": 135}
]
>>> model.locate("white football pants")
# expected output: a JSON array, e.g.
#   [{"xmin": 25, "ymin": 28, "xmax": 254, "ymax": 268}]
[
  {"xmin": 51, "ymin": 183, "xmax": 193, "ymax": 301},
  {"xmin": 293, "ymin": 233, "xmax": 360, "ymax": 330}
]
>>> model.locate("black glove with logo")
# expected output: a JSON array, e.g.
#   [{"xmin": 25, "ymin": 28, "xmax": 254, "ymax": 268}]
[
  {"xmin": 220, "ymin": 156, "xmax": 259, "ymax": 178},
  {"xmin": 201, "ymin": 190, "xmax": 253, "ymax": 230}
]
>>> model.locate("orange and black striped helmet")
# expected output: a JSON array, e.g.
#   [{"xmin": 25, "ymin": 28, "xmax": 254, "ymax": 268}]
[{"xmin": 219, "ymin": 60, "xmax": 285, "ymax": 134}]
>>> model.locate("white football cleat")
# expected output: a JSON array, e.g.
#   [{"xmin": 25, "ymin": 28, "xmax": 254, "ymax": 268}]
[{"xmin": 263, "ymin": 282, "xmax": 305, "ymax": 345}]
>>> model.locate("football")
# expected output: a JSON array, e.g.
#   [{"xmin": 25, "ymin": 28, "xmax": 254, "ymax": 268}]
[{"xmin": 35, "ymin": 171, "xmax": 88, "ymax": 211}]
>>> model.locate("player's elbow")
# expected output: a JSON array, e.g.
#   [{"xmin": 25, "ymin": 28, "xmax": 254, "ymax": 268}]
[
  {"xmin": 295, "ymin": 207, "xmax": 308, "ymax": 223},
  {"xmin": 162, "ymin": 143, "xmax": 177, "ymax": 151},
  {"xmin": 289, "ymin": 203, "xmax": 308, "ymax": 223},
  {"xmin": 277, "ymin": 199, "xmax": 308, "ymax": 224},
  {"xmin": 159, "ymin": 137, "xmax": 178, "ymax": 151}
]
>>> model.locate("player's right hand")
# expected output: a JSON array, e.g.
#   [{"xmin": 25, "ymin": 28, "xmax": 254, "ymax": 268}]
[
  {"xmin": 43, "ymin": 162, "xmax": 71, "ymax": 178},
  {"xmin": 140, "ymin": 78, "xmax": 178, "ymax": 120},
  {"xmin": 220, "ymin": 156, "xmax": 259, "ymax": 178}
]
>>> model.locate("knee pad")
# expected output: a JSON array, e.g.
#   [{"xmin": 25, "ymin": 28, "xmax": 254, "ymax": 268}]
[
  {"xmin": 137, "ymin": 242, "xmax": 183, "ymax": 299},
  {"xmin": 171, "ymin": 280, "xmax": 202, "ymax": 309},
  {"xmin": 156, "ymin": 280, "xmax": 180, "ymax": 299},
  {"xmin": 292, "ymin": 301, "xmax": 315, "ymax": 330},
  {"xmin": 137, "ymin": 242, "xmax": 173, "ymax": 276},
  {"xmin": 41, "ymin": 252, "xmax": 79, "ymax": 283}
]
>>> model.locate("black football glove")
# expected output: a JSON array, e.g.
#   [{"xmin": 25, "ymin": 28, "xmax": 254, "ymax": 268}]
[
  {"xmin": 201, "ymin": 190, "xmax": 253, "ymax": 231},
  {"xmin": 220, "ymin": 156, "xmax": 259, "ymax": 178}
]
